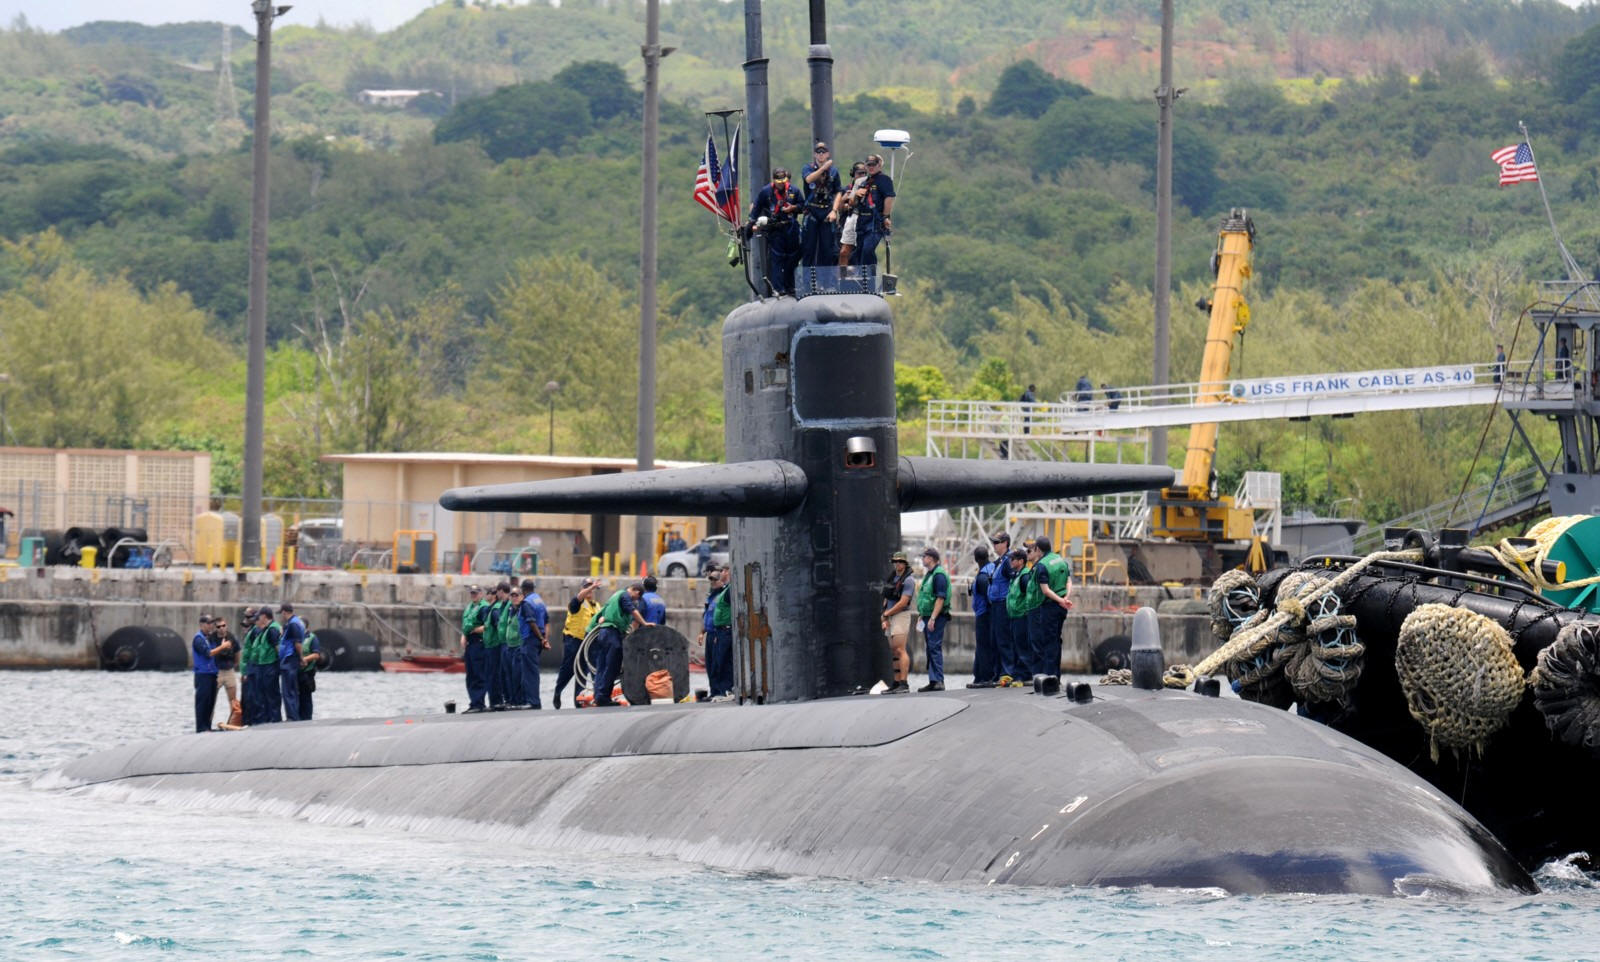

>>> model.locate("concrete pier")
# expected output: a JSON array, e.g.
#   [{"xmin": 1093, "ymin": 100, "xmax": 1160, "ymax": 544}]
[{"xmin": 0, "ymin": 566, "xmax": 1218, "ymax": 673}]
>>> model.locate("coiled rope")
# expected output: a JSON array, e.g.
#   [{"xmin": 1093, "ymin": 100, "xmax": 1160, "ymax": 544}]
[
  {"xmin": 1483, "ymin": 515, "xmax": 1593, "ymax": 592},
  {"xmin": 1209, "ymin": 568, "xmax": 1260, "ymax": 644},
  {"xmin": 1396, "ymin": 603, "xmax": 1527, "ymax": 762},
  {"xmin": 1194, "ymin": 549, "xmax": 1422, "ymax": 679},
  {"xmin": 1098, "ymin": 666, "xmax": 1194, "ymax": 688},
  {"xmin": 573, "ymin": 625, "xmax": 605, "ymax": 694}
]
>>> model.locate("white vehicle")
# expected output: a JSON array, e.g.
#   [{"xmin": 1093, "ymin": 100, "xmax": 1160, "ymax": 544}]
[
  {"xmin": 657, "ymin": 534, "xmax": 729, "ymax": 578},
  {"xmin": 293, "ymin": 518, "xmax": 343, "ymax": 544}
]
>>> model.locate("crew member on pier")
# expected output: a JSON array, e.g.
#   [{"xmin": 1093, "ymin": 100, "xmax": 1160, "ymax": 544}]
[
  {"xmin": 588, "ymin": 582, "xmax": 645, "ymax": 707},
  {"xmin": 967, "ymin": 545, "xmax": 997, "ymax": 687},
  {"xmin": 518, "ymin": 579, "xmax": 549, "ymax": 710},
  {"xmin": 297, "ymin": 624, "xmax": 323, "ymax": 720},
  {"xmin": 191, "ymin": 614, "xmax": 222, "ymax": 732},
  {"xmin": 277, "ymin": 603, "xmax": 304, "ymax": 722},
  {"xmin": 915, "ymin": 547, "xmax": 950, "ymax": 692},
  {"xmin": 1004, "ymin": 548, "xmax": 1035, "ymax": 680},
  {"xmin": 986, "ymin": 533, "xmax": 1021, "ymax": 686},
  {"xmin": 553, "ymin": 579, "xmax": 602, "ymax": 710},
  {"xmin": 460, "ymin": 586, "xmax": 489, "ymax": 713},
  {"xmin": 1026, "ymin": 537, "xmax": 1073, "ymax": 678}
]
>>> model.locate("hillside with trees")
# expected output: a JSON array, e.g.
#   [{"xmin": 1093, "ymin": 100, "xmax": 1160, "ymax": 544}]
[{"xmin": 1, "ymin": 0, "xmax": 1598, "ymax": 522}]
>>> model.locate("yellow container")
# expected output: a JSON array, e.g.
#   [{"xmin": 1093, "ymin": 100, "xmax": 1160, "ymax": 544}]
[{"xmin": 79, "ymin": 546, "xmax": 98, "ymax": 568}]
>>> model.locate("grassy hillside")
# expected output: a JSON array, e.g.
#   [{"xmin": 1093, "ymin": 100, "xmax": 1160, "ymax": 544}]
[{"xmin": 1, "ymin": 0, "xmax": 1597, "ymax": 518}]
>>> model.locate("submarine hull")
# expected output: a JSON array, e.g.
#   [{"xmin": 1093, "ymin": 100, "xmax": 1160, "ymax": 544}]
[{"xmin": 50, "ymin": 687, "xmax": 1533, "ymax": 896}]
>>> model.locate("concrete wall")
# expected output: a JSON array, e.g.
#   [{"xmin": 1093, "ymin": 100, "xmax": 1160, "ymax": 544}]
[{"xmin": 0, "ymin": 567, "xmax": 1218, "ymax": 674}]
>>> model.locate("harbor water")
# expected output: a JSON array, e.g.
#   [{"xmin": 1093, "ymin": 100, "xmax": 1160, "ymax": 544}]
[{"xmin": 4, "ymin": 670, "xmax": 1599, "ymax": 960}]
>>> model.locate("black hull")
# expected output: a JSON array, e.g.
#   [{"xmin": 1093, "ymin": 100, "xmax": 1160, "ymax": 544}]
[{"xmin": 50, "ymin": 686, "xmax": 1532, "ymax": 896}]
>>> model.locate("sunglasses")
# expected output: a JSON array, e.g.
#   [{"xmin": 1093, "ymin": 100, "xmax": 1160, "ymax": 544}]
[{"xmin": 814, "ymin": 147, "xmax": 828, "ymax": 153}]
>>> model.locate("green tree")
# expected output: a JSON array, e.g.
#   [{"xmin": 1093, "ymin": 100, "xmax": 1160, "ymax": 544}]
[
  {"xmin": 0, "ymin": 231, "xmax": 226, "ymax": 448},
  {"xmin": 552, "ymin": 60, "xmax": 636, "ymax": 121},
  {"xmin": 894, "ymin": 363, "xmax": 950, "ymax": 419},
  {"xmin": 1553, "ymin": 24, "xmax": 1600, "ymax": 103},
  {"xmin": 488, "ymin": 255, "xmax": 638, "ymax": 448},
  {"xmin": 986, "ymin": 60, "xmax": 1087, "ymax": 119},
  {"xmin": 433, "ymin": 81, "xmax": 593, "ymax": 161}
]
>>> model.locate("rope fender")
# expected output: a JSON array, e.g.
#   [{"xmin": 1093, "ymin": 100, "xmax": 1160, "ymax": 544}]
[
  {"xmin": 1396, "ymin": 603, "xmax": 1527, "ymax": 762},
  {"xmin": 1531, "ymin": 620, "xmax": 1600, "ymax": 754}
]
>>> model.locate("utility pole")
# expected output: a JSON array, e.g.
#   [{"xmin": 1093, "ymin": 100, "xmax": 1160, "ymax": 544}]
[
  {"xmin": 635, "ymin": 0, "xmax": 672, "ymax": 568},
  {"xmin": 1151, "ymin": 0, "xmax": 1175, "ymax": 470},
  {"xmin": 241, "ymin": 0, "xmax": 288, "ymax": 569}
]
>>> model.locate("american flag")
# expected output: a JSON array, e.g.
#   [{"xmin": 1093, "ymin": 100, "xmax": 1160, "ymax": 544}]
[
  {"xmin": 693, "ymin": 133, "xmax": 725, "ymax": 220},
  {"xmin": 1492, "ymin": 142, "xmax": 1538, "ymax": 186}
]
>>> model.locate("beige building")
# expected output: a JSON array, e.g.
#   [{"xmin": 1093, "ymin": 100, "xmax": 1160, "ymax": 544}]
[
  {"xmin": 0, "ymin": 446, "xmax": 211, "ymax": 558},
  {"xmin": 323, "ymin": 452, "xmax": 719, "ymax": 575}
]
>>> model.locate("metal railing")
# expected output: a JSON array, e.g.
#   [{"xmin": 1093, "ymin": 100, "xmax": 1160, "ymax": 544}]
[
  {"xmin": 927, "ymin": 362, "xmax": 1505, "ymax": 440},
  {"xmin": 102, "ymin": 537, "xmax": 183, "ymax": 569},
  {"xmin": 1351, "ymin": 465, "xmax": 1549, "ymax": 554},
  {"xmin": 794, "ymin": 264, "xmax": 884, "ymax": 298}
]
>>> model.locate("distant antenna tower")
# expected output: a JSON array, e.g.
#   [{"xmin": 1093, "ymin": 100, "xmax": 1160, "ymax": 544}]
[{"xmin": 216, "ymin": 24, "xmax": 240, "ymax": 127}]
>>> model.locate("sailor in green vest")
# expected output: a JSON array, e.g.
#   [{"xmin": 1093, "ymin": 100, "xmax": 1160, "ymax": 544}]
[
  {"xmin": 460, "ymin": 586, "xmax": 489, "ymax": 712},
  {"xmin": 708, "ymin": 566, "xmax": 734, "ymax": 698},
  {"xmin": 484, "ymin": 583, "xmax": 511, "ymax": 710},
  {"xmin": 502, "ymin": 586, "xmax": 527, "ymax": 708},
  {"xmin": 297, "ymin": 625, "xmax": 324, "ymax": 720},
  {"xmin": 246, "ymin": 607, "xmax": 283, "ymax": 724},
  {"xmin": 915, "ymin": 546, "xmax": 951, "ymax": 692},
  {"xmin": 1025, "ymin": 536, "xmax": 1073, "ymax": 679},
  {"xmin": 587, "ymin": 582, "xmax": 645, "ymax": 707},
  {"xmin": 1005, "ymin": 546, "xmax": 1039, "ymax": 681}
]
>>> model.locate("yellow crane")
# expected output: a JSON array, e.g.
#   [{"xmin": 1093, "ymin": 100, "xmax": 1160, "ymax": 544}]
[{"xmin": 1149, "ymin": 208, "xmax": 1263, "ymax": 560}]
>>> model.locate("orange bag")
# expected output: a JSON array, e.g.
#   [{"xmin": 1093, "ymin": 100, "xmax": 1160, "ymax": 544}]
[{"xmin": 645, "ymin": 669, "xmax": 674, "ymax": 700}]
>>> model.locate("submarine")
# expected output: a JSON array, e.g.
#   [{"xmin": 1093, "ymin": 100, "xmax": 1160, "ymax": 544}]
[{"xmin": 46, "ymin": 0, "xmax": 1536, "ymax": 896}]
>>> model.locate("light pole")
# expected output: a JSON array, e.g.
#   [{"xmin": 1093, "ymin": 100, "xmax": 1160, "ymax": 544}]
[
  {"xmin": 241, "ymin": 0, "xmax": 290, "ymax": 569},
  {"xmin": 0, "ymin": 372, "xmax": 10, "ymax": 445},
  {"xmin": 636, "ymin": 0, "xmax": 672, "ymax": 565},
  {"xmin": 1151, "ymin": 0, "xmax": 1175, "ymax": 470},
  {"xmin": 545, "ymin": 380, "xmax": 560, "ymax": 456}
]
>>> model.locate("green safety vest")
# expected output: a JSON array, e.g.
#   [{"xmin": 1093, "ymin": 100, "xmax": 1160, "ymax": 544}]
[
  {"xmin": 713, "ymin": 585, "xmax": 731, "ymax": 629},
  {"xmin": 262, "ymin": 624, "xmax": 283, "ymax": 666},
  {"xmin": 239, "ymin": 626, "xmax": 260, "ymax": 670},
  {"xmin": 502, "ymin": 602, "xmax": 523, "ymax": 647},
  {"xmin": 461, "ymin": 599, "xmax": 484, "ymax": 637},
  {"xmin": 1038, "ymin": 552, "xmax": 1070, "ymax": 594},
  {"xmin": 597, "ymin": 591, "xmax": 634, "ymax": 634},
  {"xmin": 1008, "ymin": 564, "xmax": 1039, "ymax": 617},
  {"xmin": 301, "ymin": 631, "xmax": 319, "ymax": 674},
  {"xmin": 916, "ymin": 565, "xmax": 948, "ymax": 619},
  {"xmin": 244, "ymin": 624, "xmax": 280, "ymax": 666},
  {"xmin": 483, "ymin": 600, "xmax": 505, "ymax": 647}
]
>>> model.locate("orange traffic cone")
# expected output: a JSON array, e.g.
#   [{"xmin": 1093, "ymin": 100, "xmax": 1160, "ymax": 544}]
[{"xmin": 461, "ymin": 553, "xmax": 470, "ymax": 576}]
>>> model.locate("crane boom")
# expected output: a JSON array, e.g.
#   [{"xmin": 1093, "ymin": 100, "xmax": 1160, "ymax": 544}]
[
  {"xmin": 1149, "ymin": 208, "xmax": 1257, "ymax": 543},
  {"xmin": 1181, "ymin": 209, "xmax": 1254, "ymax": 497}
]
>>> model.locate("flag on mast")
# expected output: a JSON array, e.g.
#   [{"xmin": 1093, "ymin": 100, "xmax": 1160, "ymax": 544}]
[
  {"xmin": 693, "ymin": 133, "xmax": 725, "ymax": 219},
  {"xmin": 1492, "ymin": 142, "xmax": 1539, "ymax": 185},
  {"xmin": 716, "ymin": 123, "xmax": 741, "ymax": 224}
]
